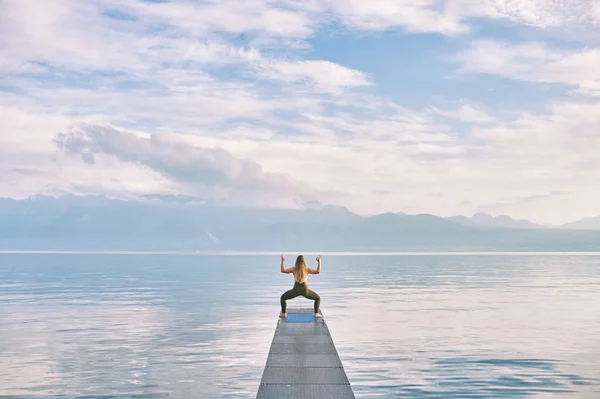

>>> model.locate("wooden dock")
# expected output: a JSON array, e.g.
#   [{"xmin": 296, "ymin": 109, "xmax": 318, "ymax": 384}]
[{"xmin": 256, "ymin": 308, "xmax": 355, "ymax": 399}]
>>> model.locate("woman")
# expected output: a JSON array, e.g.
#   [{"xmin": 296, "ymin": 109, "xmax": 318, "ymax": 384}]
[{"xmin": 280, "ymin": 254, "xmax": 323, "ymax": 319}]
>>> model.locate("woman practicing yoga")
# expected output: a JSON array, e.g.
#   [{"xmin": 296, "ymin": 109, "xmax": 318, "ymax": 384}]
[{"xmin": 280, "ymin": 254, "xmax": 323, "ymax": 319}]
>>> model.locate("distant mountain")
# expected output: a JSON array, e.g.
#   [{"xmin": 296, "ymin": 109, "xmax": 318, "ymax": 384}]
[
  {"xmin": 367, "ymin": 212, "xmax": 464, "ymax": 232},
  {"xmin": 447, "ymin": 213, "xmax": 545, "ymax": 229},
  {"xmin": 561, "ymin": 216, "xmax": 600, "ymax": 230},
  {"xmin": 1, "ymin": 195, "xmax": 599, "ymax": 251}
]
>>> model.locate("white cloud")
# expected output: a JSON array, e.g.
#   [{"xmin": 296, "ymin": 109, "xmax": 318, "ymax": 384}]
[
  {"xmin": 575, "ymin": 81, "xmax": 600, "ymax": 97},
  {"xmin": 487, "ymin": 0, "xmax": 600, "ymax": 28},
  {"xmin": 471, "ymin": 101, "xmax": 600, "ymax": 163},
  {"xmin": 53, "ymin": 124, "xmax": 324, "ymax": 207},
  {"xmin": 464, "ymin": 100, "xmax": 600, "ymax": 223},
  {"xmin": 0, "ymin": 108, "xmax": 175, "ymax": 201},
  {"xmin": 4, "ymin": 95, "xmax": 600, "ymax": 224},
  {"xmin": 325, "ymin": 0, "xmax": 472, "ymax": 35},
  {"xmin": 3, "ymin": 0, "xmax": 597, "ymax": 78},
  {"xmin": 111, "ymin": 0, "xmax": 600, "ymax": 38},
  {"xmin": 2, "ymin": 0, "xmax": 600, "ymax": 224},
  {"xmin": 324, "ymin": 0, "xmax": 600, "ymax": 35},
  {"xmin": 120, "ymin": 0, "xmax": 317, "ymax": 38},
  {"xmin": 0, "ymin": 0, "xmax": 147, "ymax": 71},
  {"xmin": 0, "ymin": 0, "xmax": 266, "ymax": 79},
  {"xmin": 259, "ymin": 60, "xmax": 371, "ymax": 93},
  {"xmin": 457, "ymin": 40, "xmax": 600, "ymax": 96},
  {"xmin": 0, "ymin": 106, "xmax": 72, "ymax": 153},
  {"xmin": 432, "ymin": 105, "xmax": 496, "ymax": 124}
]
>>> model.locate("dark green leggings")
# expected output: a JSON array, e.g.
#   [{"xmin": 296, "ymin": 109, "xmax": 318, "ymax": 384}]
[{"xmin": 281, "ymin": 282, "xmax": 321, "ymax": 314}]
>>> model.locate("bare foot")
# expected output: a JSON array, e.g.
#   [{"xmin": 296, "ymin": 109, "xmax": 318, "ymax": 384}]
[
  {"xmin": 280, "ymin": 313, "xmax": 287, "ymax": 318},
  {"xmin": 314, "ymin": 313, "xmax": 323, "ymax": 318}
]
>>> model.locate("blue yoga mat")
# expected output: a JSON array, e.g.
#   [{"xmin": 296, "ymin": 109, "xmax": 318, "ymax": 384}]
[{"xmin": 284, "ymin": 312, "xmax": 318, "ymax": 323}]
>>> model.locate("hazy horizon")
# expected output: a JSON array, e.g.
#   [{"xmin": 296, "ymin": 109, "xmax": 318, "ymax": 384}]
[
  {"xmin": 2, "ymin": 194, "xmax": 600, "ymax": 252},
  {"xmin": 2, "ymin": 193, "xmax": 599, "ymax": 227}
]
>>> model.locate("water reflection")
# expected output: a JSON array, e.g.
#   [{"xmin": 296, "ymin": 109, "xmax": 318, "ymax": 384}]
[{"xmin": 0, "ymin": 254, "xmax": 599, "ymax": 398}]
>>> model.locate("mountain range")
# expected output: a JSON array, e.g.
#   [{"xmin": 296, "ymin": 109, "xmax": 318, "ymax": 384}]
[
  {"xmin": 447, "ymin": 213, "xmax": 546, "ymax": 229},
  {"xmin": 0, "ymin": 195, "xmax": 599, "ymax": 251}
]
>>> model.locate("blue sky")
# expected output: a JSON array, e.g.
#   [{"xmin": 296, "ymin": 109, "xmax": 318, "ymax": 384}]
[{"xmin": 1, "ymin": 0, "xmax": 600, "ymax": 225}]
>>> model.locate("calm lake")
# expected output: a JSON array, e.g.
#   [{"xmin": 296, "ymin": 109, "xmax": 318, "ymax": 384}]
[{"xmin": 1, "ymin": 253, "xmax": 599, "ymax": 398}]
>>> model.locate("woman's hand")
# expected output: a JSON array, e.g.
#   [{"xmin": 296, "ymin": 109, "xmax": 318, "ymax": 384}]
[
  {"xmin": 316, "ymin": 255, "xmax": 321, "ymax": 262},
  {"xmin": 280, "ymin": 254, "xmax": 287, "ymax": 273}
]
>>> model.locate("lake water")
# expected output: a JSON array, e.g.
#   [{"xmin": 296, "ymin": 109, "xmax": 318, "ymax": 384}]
[{"xmin": 1, "ymin": 253, "xmax": 599, "ymax": 398}]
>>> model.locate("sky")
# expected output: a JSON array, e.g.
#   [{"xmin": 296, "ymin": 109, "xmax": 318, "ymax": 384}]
[{"xmin": 2, "ymin": 0, "xmax": 600, "ymax": 225}]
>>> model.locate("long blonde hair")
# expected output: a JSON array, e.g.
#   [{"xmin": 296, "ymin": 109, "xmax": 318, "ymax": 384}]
[{"xmin": 294, "ymin": 255, "xmax": 308, "ymax": 282}]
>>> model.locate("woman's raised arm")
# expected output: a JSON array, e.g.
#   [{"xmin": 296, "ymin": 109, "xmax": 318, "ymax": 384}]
[
  {"xmin": 308, "ymin": 255, "xmax": 321, "ymax": 274},
  {"xmin": 280, "ymin": 254, "xmax": 294, "ymax": 273}
]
